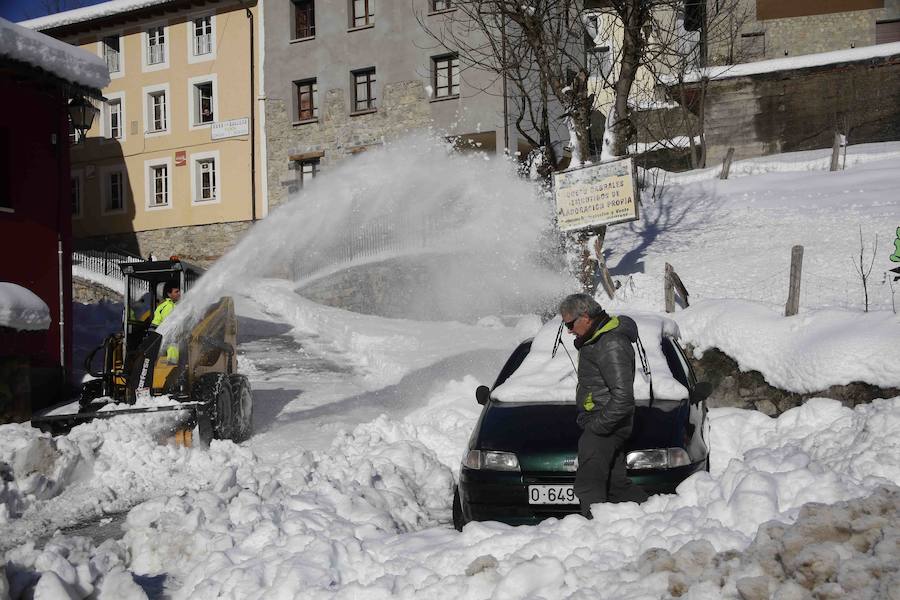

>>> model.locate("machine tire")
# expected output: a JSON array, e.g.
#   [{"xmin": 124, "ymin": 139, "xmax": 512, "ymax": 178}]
[
  {"xmin": 452, "ymin": 486, "xmax": 468, "ymax": 532},
  {"xmin": 193, "ymin": 373, "xmax": 235, "ymax": 442},
  {"xmin": 228, "ymin": 374, "xmax": 253, "ymax": 443}
]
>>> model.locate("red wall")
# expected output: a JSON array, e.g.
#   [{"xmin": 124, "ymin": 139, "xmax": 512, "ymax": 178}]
[{"xmin": 0, "ymin": 72, "xmax": 74, "ymax": 409}]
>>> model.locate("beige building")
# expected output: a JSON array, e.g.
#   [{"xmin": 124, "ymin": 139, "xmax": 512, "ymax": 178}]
[{"xmin": 23, "ymin": 0, "xmax": 264, "ymax": 264}]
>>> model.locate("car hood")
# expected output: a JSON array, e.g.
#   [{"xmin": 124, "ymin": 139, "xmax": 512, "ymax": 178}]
[{"xmin": 475, "ymin": 401, "xmax": 688, "ymax": 456}]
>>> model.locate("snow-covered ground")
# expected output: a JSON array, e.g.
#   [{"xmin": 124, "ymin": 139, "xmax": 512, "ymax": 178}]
[{"xmin": 2, "ymin": 139, "xmax": 899, "ymax": 599}]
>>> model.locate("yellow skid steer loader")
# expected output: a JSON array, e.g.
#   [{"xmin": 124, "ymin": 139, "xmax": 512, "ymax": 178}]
[{"xmin": 34, "ymin": 259, "xmax": 252, "ymax": 445}]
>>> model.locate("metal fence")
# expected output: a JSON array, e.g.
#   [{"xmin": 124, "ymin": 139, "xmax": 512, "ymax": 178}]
[{"xmin": 72, "ymin": 248, "xmax": 143, "ymax": 295}]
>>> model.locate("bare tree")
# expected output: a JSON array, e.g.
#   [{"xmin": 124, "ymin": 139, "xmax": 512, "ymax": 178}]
[
  {"xmin": 851, "ymin": 226, "xmax": 878, "ymax": 312},
  {"xmin": 419, "ymin": 0, "xmax": 672, "ymax": 169}
]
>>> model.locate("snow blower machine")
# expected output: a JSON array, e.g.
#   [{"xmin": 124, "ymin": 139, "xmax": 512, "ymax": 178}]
[{"xmin": 33, "ymin": 258, "xmax": 252, "ymax": 446}]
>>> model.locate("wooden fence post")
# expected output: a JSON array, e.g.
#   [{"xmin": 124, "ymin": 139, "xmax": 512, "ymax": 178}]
[
  {"xmin": 830, "ymin": 132, "xmax": 841, "ymax": 171},
  {"xmin": 719, "ymin": 147, "xmax": 735, "ymax": 180},
  {"xmin": 665, "ymin": 263, "xmax": 690, "ymax": 313},
  {"xmin": 785, "ymin": 245, "xmax": 804, "ymax": 316}
]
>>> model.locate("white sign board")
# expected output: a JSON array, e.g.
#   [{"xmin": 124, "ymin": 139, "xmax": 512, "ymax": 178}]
[
  {"xmin": 553, "ymin": 157, "xmax": 640, "ymax": 232},
  {"xmin": 211, "ymin": 117, "xmax": 250, "ymax": 140}
]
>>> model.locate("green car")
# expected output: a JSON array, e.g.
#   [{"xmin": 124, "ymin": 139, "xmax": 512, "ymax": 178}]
[{"xmin": 453, "ymin": 313, "xmax": 711, "ymax": 529}]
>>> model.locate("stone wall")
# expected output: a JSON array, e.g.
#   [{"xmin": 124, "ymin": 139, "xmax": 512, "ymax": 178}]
[
  {"xmin": 76, "ymin": 221, "xmax": 252, "ymax": 268},
  {"xmin": 701, "ymin": 53, "xmax": 900, "ymax": 164},
  {"xmin": 73, "ymin": 277, "xmax": 121, "ymax": 304},
  {"xmin": 266, "ymin": 81, "xmax": 433, "ymax": 211},
  {"xmin": 688, "ymin": 346, "xmax": 900, "ymax": 416},
  {"xmin": 708, "ymin": 0, "xmax": 900, "ymax": 63}
]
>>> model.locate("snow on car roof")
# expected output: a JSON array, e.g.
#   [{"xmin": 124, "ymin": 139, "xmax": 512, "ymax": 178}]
[{"xmin": 492, "ymin": 312, "xmax": 688, "ymax": 403}]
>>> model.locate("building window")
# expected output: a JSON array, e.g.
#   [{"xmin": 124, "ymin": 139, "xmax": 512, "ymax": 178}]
[
  {"xmin": 105, "ymin": 170, "xmax": 124, "ymax": 213},
  {"xmin": 194, "ymin": 81, "xmax": 215, "ymax": 125},
  {"xmin": 106, "ymin": 98, "xmax": 123, "ymax": 139},
  {"xmin": 197, "ymin": 159, "xmax": 217, "ymax": 201},
  {"xmin": 351, "ymin": 0, "xmax": 374, "ymax": 28},
  {"xmin": 192, "ymin": 16, "xmax": 213, "ymax": 55},
  {"xmin": 433, "ymin": 54, "xmax": 459, "ymax": 98},
  {"xmin": 102, "ymin": 35, "xmax": 121, "ymax": 73},
  {"xmin": 71, "ymin": 173, "xmax": 82, "ymax": 217},
  {"xmin": 740, "ymin": 31, "xmax": 766, "ymax": 61},
  {"xmin": 150, "ymin": 164, "xmax": 169, "ymax": 207},
  {"xmin": 147, "ymin": 89, "xmax": 167, "ymax": 132},
  {"xmin": 146, "ymin": 26, "xmax": 166, "ymax": 65},
  {"xmin": 295, "ymin": 79, "xmax": 318, "ymax": 121},
  {"xmin": 292, "ymin": 0, "xmax": 315, "ymax": 38},
  {"xmin": 299, "ymin": 158, "xmax": 318, "ymax": 188},
  {"xmin": 352, "ymin": 68, "xmax": 376, "ymax": 112},
  {"xmin": 431, "ymin": 0, "xmax": 451, "ymax": 11},
  {"xmin": 876, "ymin": 19, "xmax": 900, "ymax": 44}
]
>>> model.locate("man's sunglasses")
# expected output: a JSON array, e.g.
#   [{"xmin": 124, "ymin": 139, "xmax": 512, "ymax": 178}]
[{"xmin": 564, "ymin": 316, "xmax": 579, "ymax": 330}]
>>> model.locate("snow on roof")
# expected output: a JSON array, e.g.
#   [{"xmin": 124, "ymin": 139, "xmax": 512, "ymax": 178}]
[
  {"xmin": 492, "ymin": 312, "xmax": 688, "ymax": 403},
  {"xmin": 0, "ymin": 282, "xmax": 51, "ymax": 331},
  {"xmin": 19, "ymin": 0, "xmax": 175, "ymax": 32},
  {"xmin": 677, "ymin": 41, "xmax": 900, "ymax": 84},
  {"xmin": 0, "ymin": 17, "xmax": 109, "ymax": 90}
]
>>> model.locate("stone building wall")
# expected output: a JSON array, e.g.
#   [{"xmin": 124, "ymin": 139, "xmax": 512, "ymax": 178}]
[
  {"xmin": 266, "ymin": 81, "xmax": 433, "ymax": 211},
  {"xmin": 73, "ymin": 277, "xmax": 122, "ymax": 304},
  {"xmin": 76, "ymin": 221, "xmax": 252, "ymax": 268},
  {"xmin": 711, "ymin": 0, "xmax": 900, "ymax": 64},
  {"xmin": 701, "ymin": 53, "xmax": 900, "ymax": 164}
]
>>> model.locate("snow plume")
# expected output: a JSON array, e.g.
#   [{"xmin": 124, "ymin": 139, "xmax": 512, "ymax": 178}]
[{"xmin": 161, "ymin": 132, "xmax": 573, "ymax": 339}]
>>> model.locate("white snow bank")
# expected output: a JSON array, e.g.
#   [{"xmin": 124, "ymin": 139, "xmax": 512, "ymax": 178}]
[
  {"xmin": 678, "ymin": 41, "xmax": 900, "ymax": 83},
  {"xmin": 675, "ymin": 299, "xmax": 900, "ymax": 393},
  {"xmin": 0, "ymin": 17, "xmax": 109, "ymax": 90},
  {"xmin": 234, "ymin": 279, "xmax": 534, "ymax": 390},
  {"xmin": 8, "ymin": 396, "xmax": 898, "ymax": 599},
  {"xmin": 1, "ymin": 397, "xmax": 255, "ymax": 552},
  {"xmin": 0, "ymin": 282, "xmax": 51, "ymax": 331},
  {"xmin": 651, "ymin": 141, "xmax": 900, "ymax": 186},
  {"xmin": 20, "ymin": 0, "xmax": 173, "ymax": 32},
  {"xmin": 493, "ymin": 313, "xmax": 688, "ymax": 402}
]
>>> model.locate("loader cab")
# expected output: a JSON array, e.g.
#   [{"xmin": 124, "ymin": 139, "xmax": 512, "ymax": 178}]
[{"xmin": 120, "ymin": 259, "xmax": 203, "ymax": 354}]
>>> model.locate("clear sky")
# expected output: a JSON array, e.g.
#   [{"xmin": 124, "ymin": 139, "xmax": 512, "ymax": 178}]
[{"xmin": 0, "ymin": 0, "xmax": 107, "ymax": 23}]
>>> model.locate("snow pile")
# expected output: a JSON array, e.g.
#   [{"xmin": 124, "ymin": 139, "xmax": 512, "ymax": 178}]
[
  {"xmin": 20, "ymin": 0, "xmax": 174, "ymax": 32},
  {"xmin": 676, "ymin": 299, "xmax": 900, "ymax": 393},
  {"xmin": 0, "ymin": 17, "xmax": 109, "ymax": 90},
  {"xmin": 1, "ymin": 400, "xmax": 255, "ymax": 552},
  {"xmin": 8, "ymin": 393, "xmax": 899, "ymax": 598},
  {"xmin": 633, "ymin": 486, "xmax": 900, "ymax": 599},
  {"xmin": 0, "ymin": 282, "xmax": 51, "ymax": 331},
  {"xmin": 241, "ymin": 279, "xmax": 535, "ymax": 390},
  {"xmin": 682, "ymin": 40, "xmax": 900, "ymax": 83}
]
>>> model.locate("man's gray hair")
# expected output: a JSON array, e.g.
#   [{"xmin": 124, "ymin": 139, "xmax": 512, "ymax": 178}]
[{"xmin": 559, "ymin": 293, "xmax": 603, "ymax": 319}]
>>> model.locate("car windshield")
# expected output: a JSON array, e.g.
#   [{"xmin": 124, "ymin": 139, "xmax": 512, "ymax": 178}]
[{"xmin": 491, "ymin": 312, "xmax": 689, "ymax": 404}]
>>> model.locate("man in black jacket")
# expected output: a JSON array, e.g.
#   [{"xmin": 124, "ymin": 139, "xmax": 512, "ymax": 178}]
[{"xmin": 559, "ymin": 293, "xmax": 648, "ymax": 517}]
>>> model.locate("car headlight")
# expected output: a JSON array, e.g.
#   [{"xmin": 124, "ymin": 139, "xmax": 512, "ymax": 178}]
[
  {"xmin": 626, "ymin": 448, "xmax": 691, "ymax": 470},
  {"xmin": 462, "ymin": 450, "xmax": 520, "ymax": 471}
]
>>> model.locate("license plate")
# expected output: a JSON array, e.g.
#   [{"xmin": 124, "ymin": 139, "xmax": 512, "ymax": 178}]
[{"xmin": 527, "ymin": 485, "xmax": 577, "ymax": 505}]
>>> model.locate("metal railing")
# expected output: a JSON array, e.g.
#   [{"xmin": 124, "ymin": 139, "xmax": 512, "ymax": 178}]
[{"xmin": 73, "ymin": 248, "xmax": 143, "ymax": 295}]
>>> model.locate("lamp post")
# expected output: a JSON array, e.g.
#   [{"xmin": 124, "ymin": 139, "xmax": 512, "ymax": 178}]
[{"xmin": 67, "ymin": 96, "xmax": 99, "ymax": 143}]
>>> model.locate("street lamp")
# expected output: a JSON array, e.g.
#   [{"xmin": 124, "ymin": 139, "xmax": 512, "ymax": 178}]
[{"xmin": 67, "ymin": 96, "xmax": 99, "ymax": 142}]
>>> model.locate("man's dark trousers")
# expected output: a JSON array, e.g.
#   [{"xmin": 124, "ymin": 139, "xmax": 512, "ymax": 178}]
[{"xmin": 574, "ymin": 427, "xmax": 648, "ymax": 517}]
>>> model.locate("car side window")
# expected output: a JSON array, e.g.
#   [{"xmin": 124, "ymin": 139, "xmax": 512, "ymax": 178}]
[
  {"xmin": 492, "ymin": 340, "xmax": 533, "ymax": 389},
  {"xmin": 661, "ymin": 338, "xmax": 692, "ymax": 389}
]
